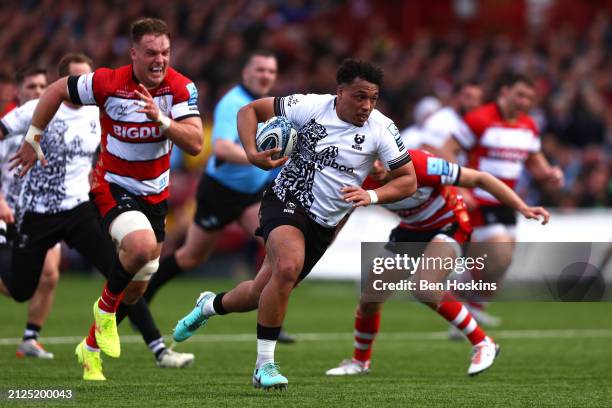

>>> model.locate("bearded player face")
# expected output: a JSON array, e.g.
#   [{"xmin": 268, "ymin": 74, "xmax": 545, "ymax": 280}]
[{"xmin": 131, "ymin": 33, "xmax": 170, "ymax": 88}]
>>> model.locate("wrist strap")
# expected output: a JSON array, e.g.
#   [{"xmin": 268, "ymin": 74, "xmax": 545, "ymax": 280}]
[
  {"xmin": 24, "ymin": 125, "xmax": 45, "ymax": 161},
  {"xmin": 157, "ymin": 112, "xmax": 171, "ymax": 132},
  {"xmin": 367, "ymin": 189, "xmax": 378, "ymax": 204}
]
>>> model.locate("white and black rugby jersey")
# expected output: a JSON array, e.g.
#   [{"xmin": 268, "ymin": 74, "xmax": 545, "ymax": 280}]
[
  {"xmin": 273, "ymin": 93, "xmax": 411, "ymax": 227},
  {"xmin": 0, "ymin": 125, "xmax": 24, "ymax": 209},
  {"xmin": 0, "ymin": 99, "xmax": 100, "ymax": 216}
]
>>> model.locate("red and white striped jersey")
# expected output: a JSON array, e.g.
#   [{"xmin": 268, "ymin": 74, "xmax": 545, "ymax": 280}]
[
  {"xmin": 455, "ymin": 102, "xmax": 540, "ymax": 205},
  {"xmin": 67, "ymin": 65, "xmax": 200, "ymax": 206},
  {"xmin": 364, "ymin": 149, "xmax": 469, "ymax": 231}
]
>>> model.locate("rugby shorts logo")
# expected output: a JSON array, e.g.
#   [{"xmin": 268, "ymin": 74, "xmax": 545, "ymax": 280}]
[
  {"xmin": 200, "ymin": 215, "xmax": 219, "ymax": 228},
  {"xmin": 283, "ymin": 201, "xmax": 296, "ymax": 214}
]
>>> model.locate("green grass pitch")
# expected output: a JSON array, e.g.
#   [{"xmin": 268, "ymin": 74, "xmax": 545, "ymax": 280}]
[{"xmin": 1, "ymin": 275, "xmax": 611, "ymax": 407}]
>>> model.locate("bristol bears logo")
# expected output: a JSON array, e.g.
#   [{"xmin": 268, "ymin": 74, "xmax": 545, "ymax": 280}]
[{"xmin": 352, "ymin": 134, "xmax": 365, "ymax": 151}]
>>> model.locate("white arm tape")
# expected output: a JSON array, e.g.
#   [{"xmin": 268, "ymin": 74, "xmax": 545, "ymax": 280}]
[
  {"xmin": 157, "ymin": 112, "xmax": 171, "ymax": 132},
  {"xmin": 367, "ymin": 189, "xmax": 379, "ymax": 204},
  {"xmin": 24, "ymin": 125, "xmax": 45, "ymax": 161},
  {"xmin": 109, "ymin": 211, "xmax": 153, "ymax": 248}
]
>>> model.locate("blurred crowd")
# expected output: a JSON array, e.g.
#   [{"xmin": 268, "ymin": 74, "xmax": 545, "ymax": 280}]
[{"xmin": 0, "ymin": 0, "xmax": 609, "ymax": 219}]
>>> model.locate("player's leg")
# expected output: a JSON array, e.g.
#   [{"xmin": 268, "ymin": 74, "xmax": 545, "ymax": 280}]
[
  {"xmin": 252, "ymin": 225, "xmax": 305, "ymax": 390},
  {"xmin": 17, "ymin": 244, "xmax": 60, "ymax": 359},
  {"xmin": 68, "ymin": 208, "xmax": 191, "ymax": 375},
  {"xmin": 413, "ymin": 235, "xmax": 499, "ymax": 376},
  {"xmin": 326, "ymin": 300, "xmax": 383, "ymax": 376},
  {"xmin": 0, "ymin": 220, "xmax": 11, "ymax": 296},
  {"xmin": 238, "ymin": 202, "xmax": 296, "ymax": 344},
  {"xmin": 2, "ymin": 212, "xmax": 60, "ymax": 303},
  {"xmin": 460, "ymin": 206, "xmax": 517, "ymax": 326}
]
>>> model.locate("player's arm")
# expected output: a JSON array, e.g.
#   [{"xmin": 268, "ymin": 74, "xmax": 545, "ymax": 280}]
[
  {"xmin": 237, "ymin": 97, "xmax": 287, "ymax": 170},
  {"xmin": 8, "ymin": 80, "xmax": 69, "ymax": 175},
  {"xmin": 342, "ymin": 161, "xmax": 418, "ymax": 208},
  {"xmin": 213, "ymin": 140, "xmax": 250, "ymax": 165},
  {"xmin": 134, "ymin": 84, "xmax": 202, "ymax": 156},
  {"xmin": 525, "ymin": 152, "xmax": 564, "ymax": 190},
  {"xmin": 438, "ymin": 137, "xmax": 463, "ymax": 162},
  {"xmin": 458, "ymin": 167, "xmax": 549, "ymax": 224}
]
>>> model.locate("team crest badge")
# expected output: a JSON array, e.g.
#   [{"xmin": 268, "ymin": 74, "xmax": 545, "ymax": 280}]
[{"xmin": 352, "ymin": 134, "xmax": 365, "ymax": 151}]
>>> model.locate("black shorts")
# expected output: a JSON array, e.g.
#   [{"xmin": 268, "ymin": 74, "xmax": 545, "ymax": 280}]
[
  {"xmin": 2, "ymin": 202, "xmax": 117, "ymax": 302},
  {"xmin": 470, "ymin": 204, "xmax": 517, "ymax": 228},
  {"xmin": 256, "ymin": 187, "xmax": 336, "ymax": 281},
  {"xmin": 385, "ymin": 222, "xmax": 471, "ymax": 254},
  {"xmin": 194, "ymin": 174, "xmax": 265, "ymax": 231},
  {"xmin": 95, "ymin": 183, "xmax": 168, "ymax": 242}
]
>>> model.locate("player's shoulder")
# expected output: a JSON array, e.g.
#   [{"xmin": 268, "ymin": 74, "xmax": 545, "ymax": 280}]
[
  {"xmin": 407, "ymin": 148, "xmax": 434, "ymax": 167},
  {"xmin": 217, "ymin": 85, "xmax": 249, "ymax": 108},
  {"xmin": 367, "ymin": 108, "xmax": 394, "ymax": 127},
  {"xmin": 467, "ymin": 102, "xmax": 497, "ymax": 120},
  {"xmin": 426, "ymin": 107, "xmax": 459, "ymax": 126},
  {"xmin": 20, "ymin": 98, "xmax": 40, "ymax": 113},
  {"xmin": 165, "ymin": 67, "xmax": 194, "ymax": 89},
  {"xmin": 368, "ymin": 109, "xmax": 398, "ymax": 138},
  {"xmin": 164, "ymin": 67, "xmax": 197, "ymax": 104},
  {"xmin": 517, "ymin": 112, "xmax": 539, "ymax": 133},
  {"xmin": 287, "ymin": 93, "xmax": 334, "ymax": 108},
  {"xmin": 91, "ymin": 65, "xmax": 130, "ymax": 90}
]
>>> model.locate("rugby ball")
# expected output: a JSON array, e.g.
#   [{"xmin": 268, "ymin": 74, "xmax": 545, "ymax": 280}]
[{"xmin": 256, "ymin": 116, "xmax": 297, "ymax": 159}]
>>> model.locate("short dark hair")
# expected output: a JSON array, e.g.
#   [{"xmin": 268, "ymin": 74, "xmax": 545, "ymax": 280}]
[
  {"xmin": 130, "ymin": 18, "xmax": 170, "ymax": 44},
  {"xmin": 57, "ymin": 53, "xmax": 93, "ymax": 77},
  {"xmin": 336, "ymin": 59, "xmax": 383, "ymax": 87},
  {"xmin": 497, "ymin": 72, "xmax": 534, "ymax": 91},
  {"xmin": 244, "ymin": 49, "xmax": 276, "ymax": 67},
  {"xmin": 452, "ymin": 80, "xmax": 480, "ymax": 95},
  {"xmin": 16, "ymin": 66, "xmax": 46, "ymax": 84}
]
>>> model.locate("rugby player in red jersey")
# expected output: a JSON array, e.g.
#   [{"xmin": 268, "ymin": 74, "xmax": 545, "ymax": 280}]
[
  {"xmin": 440, "ymin": 73, "xmax": 563, "ymax": 323},
  {"xmin": 325, "ymin": 149, "xmax": 549, "ymax": 376},
  {"xmin": 10, "ymin": 18, "xmax": 203, "ymax": 379}
]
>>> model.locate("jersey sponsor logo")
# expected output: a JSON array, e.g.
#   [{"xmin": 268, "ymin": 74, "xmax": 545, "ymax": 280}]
[
  {"xmin": 312, "ymin": 146, "xmax": 354, "ymax": 173},
  {"xmin": 112, "ymin": 124, "xmax": 163, "ymax": 139},
  {"xmin": 387, "ymin": 123, "xmax": 404, "ymax": 150},
  {"xmin": 352, "ymin": 134, "xmax": 365, "ymax": 151},
  {"xmin": 186, "ymin": 83, "xmax": 198, "ymax": 106},
  {"xmin": 426, "ymin": 157, "xmax": 450, "ymax": 176}
]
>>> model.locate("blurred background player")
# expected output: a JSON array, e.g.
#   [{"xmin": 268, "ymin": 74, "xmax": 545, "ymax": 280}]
[
  {"xmin": 173, "ymin": 59, "xmax": 418, "ymax": 390},
  {"xmin": 398, "ymin": 96, "xmax": 442, "ymax": 150},
  {"xmin": 142, "ymin": 50, "xmax": 294, "ymax": 343},
  {"xmin": 441, "ymin": 73, "xmax": 564, "ymax": 323},
  {"xmin": 0, "ymin": 66, "xmax": 56, "ymax": 359},
  {"xmin": 421, "ymin": 81, "xmax": 483, "ymax": 162},
  {"xmin": 9, "ymin": 18, "xmax": 203, "ymax": 377},
  {"xmin": 326, "ymin": 150, "xmax": 549, "ymax": 377}
]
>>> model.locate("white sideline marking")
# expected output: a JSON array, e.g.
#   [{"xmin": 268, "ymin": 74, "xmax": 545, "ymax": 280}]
[{"xmin": 1, "ymin": 329, "xmax": 611, "ymax": 346}]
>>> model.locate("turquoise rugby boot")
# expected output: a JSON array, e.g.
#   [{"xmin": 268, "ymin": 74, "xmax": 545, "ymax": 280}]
[
  {"xmin": 252, "ymin": 362, "xmax": 288, "ymax": 390},
  {"xmin": 172, "ymin": 292, "xmax": 215, "ymax": 342}
]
